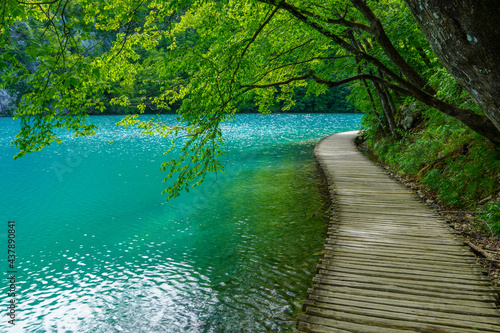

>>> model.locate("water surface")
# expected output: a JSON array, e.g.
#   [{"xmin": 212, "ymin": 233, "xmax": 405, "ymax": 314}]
[{"xmin": 0, "ymin": 113, "xmax": 362, "ymax": 332}]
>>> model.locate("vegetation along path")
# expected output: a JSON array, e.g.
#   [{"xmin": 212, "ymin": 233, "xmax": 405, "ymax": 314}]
[{"xmin": 296, "ymin": 131, "xmax": 500, "ymax": 333}]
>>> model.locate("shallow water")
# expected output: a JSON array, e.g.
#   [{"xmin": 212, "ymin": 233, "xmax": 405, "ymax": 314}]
[{"xmin": 0, "ymin": 113, "xmax": 362, "ymax": 332}]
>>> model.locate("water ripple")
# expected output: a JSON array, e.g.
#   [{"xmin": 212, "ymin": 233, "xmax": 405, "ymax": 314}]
[{"xmin": 0, "ymin": 114, "xmax": 361, "ymax": 332}]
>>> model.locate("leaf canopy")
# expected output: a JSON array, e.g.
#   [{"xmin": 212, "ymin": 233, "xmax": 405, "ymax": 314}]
[{"xmin": 2, "ymin": 0, "xmax": 497, "ymax": 198}]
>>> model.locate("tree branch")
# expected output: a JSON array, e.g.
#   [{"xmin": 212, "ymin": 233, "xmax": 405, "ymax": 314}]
[
  {"xmin": 348, "ymin": 0, "xmax": 435, "ymax": 94},
  {"xmin": 107, "ymin": 0, "xmax": 146, "ymax": 63},
  {"xmin": 245, "ymin": 67, "xmax": 500, "ymax": 145},
  {"xmin": 257, "ymin": 55, "xmax": 351, "ymax": 83},
  {"xmin": 245, "ymin": 72, "xmax": 400, "ymax": 91},
  {"xmin": 286, "ymin": 2, "xmax": 373, "ymax": 33},
  {"xmin": 231, "ymin": 5, "xmax": 280, "ymax": 84},
  {"xmin": 245, "ymin": 72, "xmax": 312, "ymax": 89},
  {"xmin": 257, "ymin": 0, "xmax": 437, "ymax": 99},
  {"xmin": 16, "ymin": 0, "xmax": 59, "ymax": 5},
  {"xmin": 269, "ymin": 38, "xmax": 313, "ymax": 61},
  {"xmin": 242, "ymin": 5, "xmax": 279, "ymax": 59}
]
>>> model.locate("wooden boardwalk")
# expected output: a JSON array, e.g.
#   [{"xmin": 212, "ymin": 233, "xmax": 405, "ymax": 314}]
[{"xmin": 296, "ymin": 131, "xmax": 500, "ymax": 333}]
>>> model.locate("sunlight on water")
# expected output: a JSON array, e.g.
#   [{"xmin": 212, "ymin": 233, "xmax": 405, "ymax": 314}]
[{"xmin": 0, "ymin": 113, "xmax": 362, "ymax": 332}]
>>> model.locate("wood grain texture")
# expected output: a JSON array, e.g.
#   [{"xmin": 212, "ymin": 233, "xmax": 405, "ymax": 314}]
[{"xmin": 295, "ymin": 131, "xmax": 500, "ymax": 332}]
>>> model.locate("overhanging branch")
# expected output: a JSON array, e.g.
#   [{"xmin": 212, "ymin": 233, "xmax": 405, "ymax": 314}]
[
  {"xmin": 231, "ymin": 5, "xmax": 280, "ymax": 84},
  {"xmin": 243, "ymin": 70, "xmax": 499, "ymax": 145},
  {"xmin": 257, "ymin": 0, "xmax": 434, "ymax": 97},
  {"xmin": 244, "ymin": 72, "xmax": 312, "ymax": 89},
  {"xmin": 244, "ymin": 71, "xmax": 412, "ymax": 97},
  {"xmin": 241, "ymin": 5, "xmax": 280, "ymax": 59},
  {"xmin": 257, "ymin": 55, "xmax": 352, "ymax": 83}
]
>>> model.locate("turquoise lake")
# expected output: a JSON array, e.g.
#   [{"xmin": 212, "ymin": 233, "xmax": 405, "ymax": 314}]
[{"xmin": 0, "ymin": 113, "xmax": 362, "ymax": 332}]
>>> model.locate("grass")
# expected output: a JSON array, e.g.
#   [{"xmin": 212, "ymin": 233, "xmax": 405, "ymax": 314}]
[{"xmin": 362, "ymin": 108, "xmax": 500, "ymax": 233}]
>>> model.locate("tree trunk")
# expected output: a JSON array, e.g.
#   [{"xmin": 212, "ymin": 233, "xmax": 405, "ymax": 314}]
[
  {"xmin": 372, "ymin": 79, "xmax": 400, "ymax": 140},
  {"xmin": 404, "ymin": 0, "xmax": 500, "ymax": 134},
  {"xmin": 350, "ymin": 0, "xmax": 436, "ymax": 95},
  {"xmin": 362, "ymin": 78, "xmax": 388, "ymax": 133},
  {"xmin": 349, "ymin": 30, "xmax": 390, "ymax": 134}
]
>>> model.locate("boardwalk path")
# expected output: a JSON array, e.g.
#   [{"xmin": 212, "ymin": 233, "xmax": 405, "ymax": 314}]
[{"xmin": 295, "ymin": 131, "xmax": 500, "ymax": 332}]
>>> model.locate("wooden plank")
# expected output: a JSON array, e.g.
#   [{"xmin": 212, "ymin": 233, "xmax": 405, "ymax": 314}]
[
  {"xmin": 321, "ymin": 251, "xmax": 478, "ymax": 268},
  {"xmin": 296, "ymin": 315, "xmax": 418, "ymax": 333},
  {"xmin": 335, "ymin": 216, "xmax": 450, "ymax": 227},
  {"xmin": 334, "ymin": 213, "xmax": 448, "ymax": 222},
  {"xmin": 314, "ymin": 272, "xmax": 493, "ymax": 292},
  {"xmin": 304, "ymin": 298, "xmax": 500, "ymax": 327},
  {"xmin": 327, "ymin": 228, "xmax": 458, "ymax": 238},
  {"xmin": 317, "ymin": 262, "xmax": 492, "ymax": 283},
  {"xmin": 325, "ymin": 234, "xmax": 467, "ymax": 249},
  {"xmin": 295, "ymin": 131, "xmax": 500, "ymax": 332},
  {"xmin": 299, "ymin": 310, "xmax": 487, "ymax": 333},
  {"xmin": 338, "ymin": 210, "xmax": 440, "ymax": 218},
  {"xmin": 321, "ymin": 259, "xmax": 490, "ymax": 280},
  {"xmin": 325, "ymin": 244, "xmax": 476, "ymax": 262},
  {"xmin": 307, "ymin": 289, "xmax": 500, "ymax": 316},
  {"xmin": 328, "ymin": 228, "xmax": 459, "ymax": 238},
  {"xmin": 327, "ymin": 240, "xmax": 472, "ymax": 254},
  {"xmin": 310, "ymin": 284, "xmax": 499, "ymax": 307},
  {"xmin": 327, "ymin": 235, "xmax": 468, "ymax": 250},
  {"xmin": 328, "ymin": 229, "xmax": 462, "ymax": 240},
  {"xmin": 304, "ymin": 306, "xmax": 500, "ymax": 332}
]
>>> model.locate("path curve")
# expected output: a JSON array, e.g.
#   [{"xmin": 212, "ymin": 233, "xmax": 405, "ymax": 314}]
[{"xmin": 296, "ymin": 131, "xmax": 500, "ymax": 332}]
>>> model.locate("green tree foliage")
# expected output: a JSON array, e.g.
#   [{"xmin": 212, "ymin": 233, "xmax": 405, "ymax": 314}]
[
  {"xmin": 1, "ymin": 0, "xmax": 498, "ymax": 199},
  {"xmin": 238, "ymin": 85, "xmax": 358, "ymax": 113}
]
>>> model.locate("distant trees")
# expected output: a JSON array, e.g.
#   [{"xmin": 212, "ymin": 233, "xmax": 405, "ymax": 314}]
[
  {"xmin": 1, "ymin": 0, "xmax": 499, "ymax": 198},
  {"xmin": 238, "ymin": 85, "xmax": 358, "ymax": 113}
]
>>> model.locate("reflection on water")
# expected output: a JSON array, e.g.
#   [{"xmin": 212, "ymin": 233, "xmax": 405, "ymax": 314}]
[{"xmin": 0, "ymin": 113, "xmax": 361, "ymax": 332}]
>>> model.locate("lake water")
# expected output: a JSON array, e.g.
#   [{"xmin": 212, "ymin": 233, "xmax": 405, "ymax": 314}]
[{"xmin": 0, "ymin": 113, "xmax": 362, "ymax": 332}]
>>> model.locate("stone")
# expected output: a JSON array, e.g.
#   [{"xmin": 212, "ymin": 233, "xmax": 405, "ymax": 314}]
[{"xmin": 396, "ymin": 103, "xmax": 422, "ymax": 130}]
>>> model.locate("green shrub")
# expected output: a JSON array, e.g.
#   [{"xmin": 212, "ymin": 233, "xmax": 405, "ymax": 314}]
[
  {"xmin": 366, "ymin": 108, "xmax": 499, "ymax": 214},
  {"xmin": 479, "ymin": 202, "xmax": 500, "ymax": 234}
]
